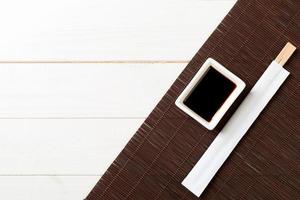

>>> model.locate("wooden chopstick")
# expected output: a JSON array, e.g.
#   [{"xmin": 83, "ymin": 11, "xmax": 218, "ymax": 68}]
[{"xmin": 275, "ymin": 42, "xmax": 297, "ymax": 66}]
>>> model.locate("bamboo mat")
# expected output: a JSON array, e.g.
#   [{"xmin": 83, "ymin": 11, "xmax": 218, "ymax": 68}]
[{"xmin": 86, "ymin": 0, "xmax": 300, "ymax": 199}]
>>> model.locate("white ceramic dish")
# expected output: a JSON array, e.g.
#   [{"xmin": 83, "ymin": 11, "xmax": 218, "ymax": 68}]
[{"xmin": 175, "ymin": 58, "xmax": 245, "ymax": 130}]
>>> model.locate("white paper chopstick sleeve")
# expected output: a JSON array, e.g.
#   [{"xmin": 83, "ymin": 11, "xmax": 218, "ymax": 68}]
[{"xmin": 182, "ymin": 61, "xmax": 290, "ymax": 197}]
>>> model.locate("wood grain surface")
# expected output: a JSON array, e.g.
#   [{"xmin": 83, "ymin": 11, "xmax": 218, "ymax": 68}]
[
  {"xmin": 86, "ymin": 0, "xmax": 300, "ymax": 199},
  {"xmin": 0, "ymin": 63, "xmax": 183, "ymax": 118},
  {"xmin": 0, "ymin": 0, "xmax": 233, "ymax": 61}
]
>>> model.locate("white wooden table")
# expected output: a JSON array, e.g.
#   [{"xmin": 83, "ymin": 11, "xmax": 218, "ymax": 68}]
[{"xmin": 0, "ymin": 0, "xmax": 236, "ymax": 199}]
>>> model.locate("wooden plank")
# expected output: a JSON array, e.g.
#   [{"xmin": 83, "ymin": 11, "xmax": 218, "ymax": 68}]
[
  {"xmin": 0, "ymin": 0, "xmax": 235, "ymax": 61},
  {"xmin": 0, "ymin": 119, "xmax": 143, "ymax": 174},
  {"xmin": 0, "ymin": 63, "xmax": 183, "ymax": 118},
  {"xmin": 0, "ymin": 176, "xmax": 99, "ymax": 200}
]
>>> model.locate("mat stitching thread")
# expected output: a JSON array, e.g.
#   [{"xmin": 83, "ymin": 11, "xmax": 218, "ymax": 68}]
[
  {"xmin": 90, "ymin": 0, "xmax": 299, "ymax": 198},
  {"xmin": 153, "ymin": 128, "xmax": 210, "ymax": 200},
  {"xmin": 124, "ymin": 118, "xmax": 189, "ymax": 199},
  {"xmin": 148, "ymin": 1, "xmax": 258, "ymax": 198},
  {"xmin": 150, "ymin": 0, "xmax": 261, "ymax": 199},
  {"xmin": 210, "ymin": 8, "xmax": 300, "ymax": 200},
  {"xmin": 178, "ymin": 2, "xmax": 299, "ymax": 200},
  {"xmin": 96, "ymin": 1, "xmax": 252, "ymax": 197},
  {"xmin": 209, "ymin": 84, "xmax": 299, "ymax": 199},
  {"xmin": 178, "ymin": 1, "xmax": 275, "ymax": 199},
  {"xmin": 97, "ymin": 103, "xmax": 174, "ymax": 198}
]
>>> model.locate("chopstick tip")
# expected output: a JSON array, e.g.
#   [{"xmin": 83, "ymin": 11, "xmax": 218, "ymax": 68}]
[{"xmin": 275, "ymin": 42, "xmax": 297, "ymax": 66}]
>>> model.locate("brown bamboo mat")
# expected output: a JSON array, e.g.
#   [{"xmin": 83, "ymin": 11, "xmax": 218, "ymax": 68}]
[{"xmin": 86, "ymin": 0, "xmax": 300, "ymax": 199}]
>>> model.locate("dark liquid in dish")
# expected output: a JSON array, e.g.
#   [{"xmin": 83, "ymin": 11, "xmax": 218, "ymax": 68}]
[{"xmin": 184, "ymin": 67, "xmax": 236, "ymax": 122}]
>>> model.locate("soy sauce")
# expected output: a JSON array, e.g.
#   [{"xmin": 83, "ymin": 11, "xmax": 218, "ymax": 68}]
[{"xmin": 184, "ymin": 67, "xmax": 236, "ymax": 122}]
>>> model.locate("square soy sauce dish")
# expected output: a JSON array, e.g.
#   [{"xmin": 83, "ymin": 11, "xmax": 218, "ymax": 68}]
[{"xmin": 176, "ymin": 58, "xmax": 245, "ymax": 130}]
